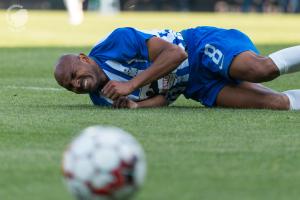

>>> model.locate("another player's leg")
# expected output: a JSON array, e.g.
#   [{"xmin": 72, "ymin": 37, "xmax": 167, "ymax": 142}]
[
  {"xmin": 229, "ymin": 46, "xmax": 300, "ymax": 83},
  {"xmin": 216, "ymin": 82, "xmax": 292, "ymax": 110},
  {"xmin": 64, "ymin": 0, "xmax": 84, "ymax": 25}
]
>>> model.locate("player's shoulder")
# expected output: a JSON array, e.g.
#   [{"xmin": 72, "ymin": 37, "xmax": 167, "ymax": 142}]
[
  {"xmin": 100, "ymin": 27, "xmax": 143, "ymax": 43},
  {"xmin": 110, "ymin": 27, "xmax": 159, "ymax": 38},
  {"xmin": 91, "ymin": 27, "xmax": 134, "ymax": 47},
  {"xmin": 110, "ymin": 27, "xmax": 137, "ymax": 36}
]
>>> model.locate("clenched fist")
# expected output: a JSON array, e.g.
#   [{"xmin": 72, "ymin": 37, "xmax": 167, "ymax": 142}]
[{"xmin": 102, "ymin": 80, "xmax": 135, "ymax": 100}]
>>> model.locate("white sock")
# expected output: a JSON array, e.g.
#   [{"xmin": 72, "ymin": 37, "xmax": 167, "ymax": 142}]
[
  {"xmin": 283, "ymin": 90, "xmax": 300, "ymax": 110},
  {"xmin": 269, "ymin": 46, "xmax": 300, "ymax": 74}
]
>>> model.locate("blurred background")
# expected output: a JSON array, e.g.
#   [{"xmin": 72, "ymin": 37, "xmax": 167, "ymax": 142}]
[
  {"xmin": 1, "ymin": 0, "xmax": 299, "ymax": 13},
  {"xmin": 1, "ymin": 0, "xmax": 300, "ymax": 48}
]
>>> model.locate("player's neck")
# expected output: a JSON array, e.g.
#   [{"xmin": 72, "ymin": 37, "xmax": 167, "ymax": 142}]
[
  {"xmin": 88, "ymin": 57, "xmax": 109, "ymax": 90},
  {"xmin": 96, "ymin": 66, "xmax": 109, "ymax": 91}
]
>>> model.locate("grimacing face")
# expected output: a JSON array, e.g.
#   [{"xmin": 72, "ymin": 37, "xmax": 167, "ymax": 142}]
[{"xmin": 55, "ymin": 54, "xmax": 104, "ymax": 94}]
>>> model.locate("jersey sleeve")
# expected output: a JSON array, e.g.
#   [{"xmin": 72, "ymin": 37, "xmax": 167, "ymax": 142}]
[
  {"xmin": 89, "ymin": 27, "xmax": 155, "ymax": 62},
  {"xmin": 89, "ymin": 93, "xmax": 113, "ymax": 107}
]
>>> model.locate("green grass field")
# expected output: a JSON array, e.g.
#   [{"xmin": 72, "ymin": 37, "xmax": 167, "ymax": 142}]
[{"xmin": 1, "ymin": 11, "xmax": 300, "ymax": 200}]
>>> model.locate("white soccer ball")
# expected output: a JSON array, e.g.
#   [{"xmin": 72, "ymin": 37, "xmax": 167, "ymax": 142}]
[{"xmin": 62, "ymin": 126, "xmax": 147, "ymax": 200}]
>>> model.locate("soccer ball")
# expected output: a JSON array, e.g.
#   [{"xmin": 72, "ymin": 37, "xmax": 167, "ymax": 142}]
[{"xmin": 62, "ymin": 126, "xmax": 146, "ymax": 200}]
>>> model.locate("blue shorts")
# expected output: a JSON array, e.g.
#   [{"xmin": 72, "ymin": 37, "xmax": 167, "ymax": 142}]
[{"xmin": 181, "ymin": 26, "xmax": 259, "ymax": 107}]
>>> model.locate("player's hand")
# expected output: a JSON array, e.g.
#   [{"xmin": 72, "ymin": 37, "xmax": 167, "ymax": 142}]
[
  {"xmin": 102, "ymin": 81, "xmax": 134, "ymax": 100},
  {"xmin": 112, "ymin": 96, "xmax": 138, "ymax": 109}
]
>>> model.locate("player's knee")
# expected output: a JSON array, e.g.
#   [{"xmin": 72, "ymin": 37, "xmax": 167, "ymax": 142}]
[
  {"xmin": 261, "ymin": 93, "xmax": 289, "ymax": 110},
  {"xmin": 247, "ymin": 57, "xmax": 279, "ymax": 82}
]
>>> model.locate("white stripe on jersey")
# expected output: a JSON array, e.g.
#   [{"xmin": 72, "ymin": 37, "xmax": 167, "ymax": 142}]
[
  {"xmin": 140, "ymin": 29, "xmax": 186, "ymax": 50},
  {"xmin": 106, "ymin": 60, "xmax": 143, "ymax": 77},
  {"xmin": 103, "ymin": 69, "xmax": 128, "ymax": 82},
  {"xmin": 97, "ymin": 93, "xmax": 138, "ymax": 104},
  {"xmin": 100, "ymin": 94, "xmax": 113, "ymax": 104},
  {"xmin": 174, "ymin": 74, "xmax": 189, "ymax": 85},
  {"xmin": 127, "ymin": 58, "xmax": 148, "ymax": 64},
  {"xmin": 177, "ymin": 59, "xmax": 189, "ymax": 71}
]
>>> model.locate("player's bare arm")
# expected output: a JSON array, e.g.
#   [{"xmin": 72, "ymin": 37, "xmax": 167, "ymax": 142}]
[
  {"xmin": 113, "ymin": 95, "xmax": 168, "ymax": 109},
  {"xmin": 101, "ymin": 37, "xmax": 187, "ymax": 100}
]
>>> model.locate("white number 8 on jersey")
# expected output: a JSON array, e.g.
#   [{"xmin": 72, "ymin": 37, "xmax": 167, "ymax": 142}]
[{"xmin": 204, "ymin": 44, "xmax": 224, "ymax": 68}]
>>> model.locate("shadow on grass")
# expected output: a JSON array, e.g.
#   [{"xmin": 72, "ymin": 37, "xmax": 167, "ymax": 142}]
[
  {"xmin": 32, "ymin": 103, "xmax": 207, "ymax": 111},
  {"xmin": 28, "ymin": 103, "xmax": 292, "ymax": 115},
  {"xmin": 33, "ymin": 104, "xmax": 109, "ymax": 110}
]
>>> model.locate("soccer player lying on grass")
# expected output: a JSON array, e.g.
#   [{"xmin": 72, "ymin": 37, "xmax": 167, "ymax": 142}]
[{"xmin": 54, "ymin": 26, "xmax": 300, "ymax": 110}]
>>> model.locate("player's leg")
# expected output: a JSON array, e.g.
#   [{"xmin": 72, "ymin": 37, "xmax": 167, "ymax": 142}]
[
  {"xmin": 229, "ymin": 51, "xmax": 279, "ymax": 82},
  {"xmin": 216, "ymin": 82, "xmax": 291, "ymax": 110},
  {"xmin": 64, "ymin": 0, "xmax": 84, "ymax": 25},
  {"xmin": 230, "ymin": 46, "xmax": 300, "ymax": 83},
  {"xmin": 83, "ymin": 0, "xmax": 89, "ymax": 10}
]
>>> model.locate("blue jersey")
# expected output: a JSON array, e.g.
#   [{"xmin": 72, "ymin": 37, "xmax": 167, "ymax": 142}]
[{"xmin": 89, "ymin": 27, "xmax": 190, "ymax": 106}]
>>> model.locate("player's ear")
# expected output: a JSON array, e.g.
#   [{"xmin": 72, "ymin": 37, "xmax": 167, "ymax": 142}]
[{"xmin": 79, "ymin": 53, "xmax": 91, "ymax": 64}]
